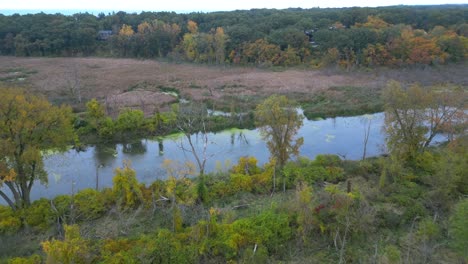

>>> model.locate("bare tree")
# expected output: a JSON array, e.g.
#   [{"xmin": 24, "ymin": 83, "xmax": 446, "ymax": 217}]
[
  {"xmin": 361, "ymin": 114, "xmax": 374, "ymax": 160},
  {"xmin": 175, "ymin": 102, "xmax": 212, "ymax": 177},
  {"xmin": 66, "ymin": 65, "xmax": 82, "ymax": 104}
]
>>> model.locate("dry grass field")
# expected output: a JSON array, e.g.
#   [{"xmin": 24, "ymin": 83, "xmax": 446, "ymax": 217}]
[{"xmin": 1, "ymin": 57, "xmax": 466, "ymax": 116}]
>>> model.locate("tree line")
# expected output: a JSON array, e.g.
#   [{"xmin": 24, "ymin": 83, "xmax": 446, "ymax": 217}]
[{"xmin": 0, "ymin": 5, "xmax": 467, "ymax": 67}]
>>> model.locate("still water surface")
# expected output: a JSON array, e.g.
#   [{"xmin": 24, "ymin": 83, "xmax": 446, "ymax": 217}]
[{"xmin": 27, "ymin": 113, "xmax": 388, "ymax": 201}]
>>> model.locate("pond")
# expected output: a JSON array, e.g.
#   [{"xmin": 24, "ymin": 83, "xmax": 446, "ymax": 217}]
[{"xmin": 4, "ymin": 112, "xmax": 390, "ymax": 203}]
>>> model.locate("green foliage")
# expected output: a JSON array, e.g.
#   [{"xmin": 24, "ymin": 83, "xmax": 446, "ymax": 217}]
[
  {"xmin": 402, "ymin": 201, "xmax": 427, "ymax": 223},
  {"xmin": 229, "ymin": 173, "xmax": 253, "ymax": 193},
  {"xmin": 283, "ymin": 155, "xmax": 345, "ymax": 186},
  {"xmin": 83, "ymin": 99, "xmax": 113, "ymax": 139},
  {"xmin": 422, "ymin": 141, "xmax": 468, "ymax": 212},
  {"xmin": 22, "ymin": 198, "xmax": 53, "ymax": 231},
  {"xmin": 86, "ymin": 99, "xmax": 106, "ymax": 121},
  {"xmin": 42, "ymin": 225, "xmax": 92, "ymax": 264},
  {"xmin": 303, "ymin": 86, "xmax": 383, "ymax": 119},
  {"xmin": 6, "ymin": 255, "xmax": 42, "ymax": 264},
  {"xmin": 74, "ymin": 188, "xmax": 106, "ymax": 220},
  {"xmin": 312, "ymin": 154, "xmax": 342, "ymax": 167},
  {"xmin": 234, "ymin": 210, "xmax": 292, "ymax": 252},
  {"xmin": 449, "ymin": 198, "xmax": 468, "ymax": 259},
  {"xmin": 251, "ymin": 161, "xmax": 274, "ymax": 194},
  {"xmin": 0, "ymin": 88, "xmax": 74, "ymax": 209},
  {"xmin": 112, "ymin": 162, "xmax": 144, "ymax": 209},
  {"xmin": 51, "ymin": 195, "xmax": 72, "ymax": 224},
  {"xmin": 295, "ymin": 183, "xmax": 315, "ymax": 243},
  {"xmin": 1, "ymin": 6, "xmax": 467, "ymax": 68},
  {"xmin": 382, "ymin": 81, "xmax": 465, "ymax": 162},
  {"xmin": 196, "ymin": 175, "xmax": 209, "ymax": 203},
  {"xmin": 382, "ymin": 245, "xmax": 401, "ymax": 263},
  {"xmin": 115, "ymin": 109, "xmax": 145, "ymax": 133},
  {"xmin": 231, "ymin": 156, "xmax": 261, "ymax": 175},
  {"xmin": 98, "ymin": 117, "xmax": 115, "ymax": 138},
  {"xmin": 0, "ymin": 205, "xmax": 21, "ymax": 234},
  {"xmin": 150, "ymin": 229, "xmax": 198, "ymax": 263},
  {"xmin": 379, "ymin": 154, "xmax": 405, "ymax": 187},
  {"xmin": 213, "ymin": 210, "xmax": 292, "ymax": 259},
  {"xmin": 255, "ymin": 95, "xmax": 303, "ymax": 168},
  {"xmin": 415, "ymin": 218, "xmax": 441, "ymax": 242},
  {"xmin": 375, "ymin": 207, "xmax": 401, "ymax": 229}
]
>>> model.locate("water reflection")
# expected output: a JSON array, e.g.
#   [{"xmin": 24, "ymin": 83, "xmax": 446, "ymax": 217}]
[
  {"xmin": 25, "ymin": 113, "xmax": 393, "ymax": 202},
  {"xmin": 158, "ymin": 139, "xmax": 164, "ymax": 155},
  {"xmin": 231, "ymin": 132, "xmax": 249, "ymax": 146},
  {"xmin": 94, "ymin": 143, "xmax": 117, "ymax": 165},
  {"xmin": 122, "ymin": 140, "xmax": 147, "ymax": 155}
]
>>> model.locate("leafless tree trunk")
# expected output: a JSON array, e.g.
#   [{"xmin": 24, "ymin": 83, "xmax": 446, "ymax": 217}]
[
  {"xmin": 362, "ymin": 117, "xmax": 372, "ymax": 160},
  {"xmin": 337, "ymin": 215, "xmax": 351, "ymax": 264},
  {"xmin": 66, "ymin": 65, "xmax": 82, "ymax": 104}
]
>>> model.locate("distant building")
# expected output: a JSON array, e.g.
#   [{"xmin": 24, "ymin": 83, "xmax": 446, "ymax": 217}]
[{"xmin": 97, "ymin": 30, "xmax": 113, "ymax": 40}]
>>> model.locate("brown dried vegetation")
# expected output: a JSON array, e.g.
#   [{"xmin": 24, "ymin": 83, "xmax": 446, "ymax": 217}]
[{"xmin": 0, "ymin": 57, "xmax": 466, "ymax": 115}]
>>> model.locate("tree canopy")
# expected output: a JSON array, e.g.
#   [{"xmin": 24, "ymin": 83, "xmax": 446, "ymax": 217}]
[
  {"xmin": 255, "ymin": 95, "xmax": 304, "ymax": 169},
  {"xmin": 382, "ymin": 81, "xmax": 466, "ymax": 162},
  {"xmin": 0, "ymin": 6, "xmax": 466, "ymax": 67},
  {"xmin": 0, "ymin": 88, "xmax": 74, "ymax": 209}
]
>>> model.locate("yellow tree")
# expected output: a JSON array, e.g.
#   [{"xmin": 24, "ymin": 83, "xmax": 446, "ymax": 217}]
[
  {"xmin": 356, "ymin": 16, "xmax": 390, "ymax": 30},
  {"xmin": 137, "ymin": 21, "xmax": 152, "ymax": 34},
  {"xmin": 255, "ymin": 95, "xmax": 304, "ymax": 192},
  {"xmin": 118, "ymin": 24, "xmax": 135, "ymax": 57},
  {"xmin": 0, "ymin": 88, "xmax": 74, "ymax": 209},
  {"xmin": 119, "ymin": 24, "xmax": 135, "ymax": 37},
  {"xmin": 187, "ymin": 20, "xmax": 198, "ymax": 34},
  {"xmin": 162, "ymin": 159, "xmax": 196, "ymax": 231},
  {"xmin": 214, "ymin": 27, "xmax": 227, "ymax": 64},
  {"xmin": 112, "ymin": 161, "xmax": 144, "ymax": 209},
  {"xmin": 42, "ymin": 225, "xmax": 92, "ymax": 263},
  {"xmin": 182, "ymin": 33, "xmax": 197, "ymax": 61}
]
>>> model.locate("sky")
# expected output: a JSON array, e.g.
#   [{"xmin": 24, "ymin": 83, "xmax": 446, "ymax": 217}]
[{"xmin": 1, "ymin": 0, "xmax": 467, "ymax": 14}]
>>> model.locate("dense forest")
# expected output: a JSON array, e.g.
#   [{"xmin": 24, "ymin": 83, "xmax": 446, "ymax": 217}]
[
  {"xmin": 1, "ymin": 5, "xmax": 467, "ymax": 68},
  {"xmin": 0, "ymin": 5, "xmax": 467, "ymax": 264}
]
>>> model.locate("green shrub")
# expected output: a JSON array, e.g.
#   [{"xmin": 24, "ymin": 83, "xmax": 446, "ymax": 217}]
[
  {"xmin": 100, "ymin": 187, "xmax": 116, "ymax": 208},
  {"xmin": 231, "ymin": 157, "xmax": 261, "ymax": 175},
  {"xmin": 42, "ymin": 225, "xmax": 92, "ymax": 263},
  {"xmin": 324, "ymin": 166, "xmax": 345, "ymax": 182},
  {"xmin": 74, "ymin": 188, "xmax": 106, "ymax": 220},
  {"xmin": 149, "ymin": 229, "xmax": 198, "ymax": 263},
  {"xmin": 229, "ymin": 173, "xmax": 253, "ymax": 193},
  {"xmin": 312, "ymin": 154, "xmax": 342, "ymax": 167},
  {"xmin": 283, "ymin": 161, "xmax": 327, "ymax": 185},
  {"xmin": 51, "ymin": 195, "xmax": 72, "ymax": 223},
  {"xmin": 6, "ymin": 254, "xmax": 42, "ymax": 264},
  {"xmin": 231, "ymin": 211, "xmax": 292, "ymax": 254},
  {"xmin": 382, "ymin": 245, "xmax": 401, "ymax": 263},
  {"xmin": 449, "ymin": 198, "xmax": 468, "ymax": 259},
  {"xmin": 0, "ymin": 205, "xmax": 21, "ymax": 234},
  {"xmin": 98, "ymin": 117, "xmax": 115, "ymax": 138},
  {"xmin": 375, "ymin": 208, "xmax": 401, "ymax": 228},
  {"xmin": 113, "ymin": 163, "xmax": 144, "ymax": 209},
  {"xmin": 402, "ymin": 201, "xmax": 427, "ymax": 223},
  {"xmin": 416, "ymin": 218, "xmax": 441, "ymax": 242},
  {"xmin": 211, "ymin": 181, "xmax": 232, "ymax": 198},
  {"xmin": 115, "ymin": 109, "xmax": 145, "ymax": 133},
  {"xmin": 23, "ymin": 198, "xmax": 53, "ymax": 231}
]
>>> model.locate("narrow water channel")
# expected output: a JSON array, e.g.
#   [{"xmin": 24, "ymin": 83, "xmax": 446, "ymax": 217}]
[{"xmin": 4, "ymin": 113, "xmax": 390, "ymax": 202}]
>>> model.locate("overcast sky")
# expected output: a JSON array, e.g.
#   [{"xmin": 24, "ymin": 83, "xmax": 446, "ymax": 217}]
[{"xmin": 1, "ymin": 0, "xmax": 467, "ymax": 13}]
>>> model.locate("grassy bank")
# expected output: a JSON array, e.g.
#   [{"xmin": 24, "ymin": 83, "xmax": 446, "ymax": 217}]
[
  {"xmin": 1, "ymin": 139, "xmax": 467, "ymax": 263},
  {"xmin": 301, "ymin": 86, "xmax": 383, "ymax": 119}
]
